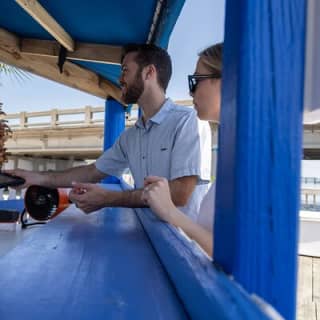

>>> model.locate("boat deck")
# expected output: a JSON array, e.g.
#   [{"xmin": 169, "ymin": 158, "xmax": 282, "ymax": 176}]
[{"xmin": 297, "ymin": 255, "xmax": 320, "ymax": 320}]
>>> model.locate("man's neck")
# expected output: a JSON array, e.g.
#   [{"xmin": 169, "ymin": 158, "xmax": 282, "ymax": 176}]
[{"xmin": 138, "ymin": 91, "xmax": 166, "ymax": 122}]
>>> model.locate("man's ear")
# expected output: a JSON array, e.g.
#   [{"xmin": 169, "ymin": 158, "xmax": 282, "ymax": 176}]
[{"xmin": 144, "ymin": 64, "xmax": 157, "ymax": 80}]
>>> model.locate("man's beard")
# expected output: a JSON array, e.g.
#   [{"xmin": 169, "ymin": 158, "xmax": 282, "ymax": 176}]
[{"xmin": 122, "ymin": 72, "xmax": 144, "ymax": 104}]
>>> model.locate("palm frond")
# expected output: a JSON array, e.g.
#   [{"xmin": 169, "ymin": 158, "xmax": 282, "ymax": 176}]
[{"xmin": 0, "ymin": 63, "xmax": 32, "ymax": 84}]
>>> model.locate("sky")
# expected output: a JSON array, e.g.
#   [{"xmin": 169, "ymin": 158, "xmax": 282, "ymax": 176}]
[{"xmin": 0, "ymin": 0, "xmax": 225, "ymax": 113}]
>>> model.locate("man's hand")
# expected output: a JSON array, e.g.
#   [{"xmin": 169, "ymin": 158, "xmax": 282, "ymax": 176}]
[
  {"xmin": 69, "ymin": 182, "xmax": 110, "ymax": 214},
  {"xmin": 67, "ymin": 174, "xmax": 198, "ymax": 213}
]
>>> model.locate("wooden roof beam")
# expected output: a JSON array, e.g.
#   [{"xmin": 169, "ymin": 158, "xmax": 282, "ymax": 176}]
[
  {"xmin": 21, "ymin": 38, "xmax": 122, "ymax": 65},
  {"xmin": 15, "ymin": 0, "xmax": 75, "ymax": 51},
  {"xmin": 0, "ymin": 28, "xmax": 122, "ymax": 102}
]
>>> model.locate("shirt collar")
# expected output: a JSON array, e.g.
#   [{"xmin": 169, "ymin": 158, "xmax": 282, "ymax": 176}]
[{"xmin": 135, "ymin": 98, "xmax": 173, "ymax": 129}]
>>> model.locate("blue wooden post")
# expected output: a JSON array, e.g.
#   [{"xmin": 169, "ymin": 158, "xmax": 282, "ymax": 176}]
[
  {"xmin": 102, "ymin": 97, "xmax": 125, "ymax": 184},
  {"xmin": 214, "ymin": 1, "xmax": 306, "ymax": 319}
]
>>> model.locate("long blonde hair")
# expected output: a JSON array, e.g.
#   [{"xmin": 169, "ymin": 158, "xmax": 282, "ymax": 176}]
[{"xmin": 199, "ymin": 43, "xmax": 223, "ymax": 76}]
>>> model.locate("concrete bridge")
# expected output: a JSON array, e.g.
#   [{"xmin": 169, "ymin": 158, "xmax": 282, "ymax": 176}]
[
  {"xmin": 2, "ymin": 106, "xmax": 107, "ymax": 171},
  {"xmin": 1, "ymin": 104, "xmax": 320, "ymax": 203},
  {"xmin": 4, "ymin": 106, "xmax": 109, "ymax": 160},
  {"xmin": 2, "ymin": 104, "xmax": 320, "ymax": 172},
  {"xmin": 1, "ymin": 101, "xmax": 192, "ymax": 171}
]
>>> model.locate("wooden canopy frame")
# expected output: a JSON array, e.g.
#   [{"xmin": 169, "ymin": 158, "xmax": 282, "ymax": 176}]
[{"xmin": 0, "ymin": 0, "xmax": 124, "ymax": 102}]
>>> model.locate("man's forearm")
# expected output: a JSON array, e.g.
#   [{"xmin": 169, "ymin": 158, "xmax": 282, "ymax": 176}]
[
  {"xmin": 41, "ymin": 164, "xmax": 105, "ymax": 188},
  {"xmin": 169, "ymin": 176, "xmax": 197, "ymax": 206},
  {"xmin": 104, "ymin": 189, "xmax": 147, "ymax": 208}
]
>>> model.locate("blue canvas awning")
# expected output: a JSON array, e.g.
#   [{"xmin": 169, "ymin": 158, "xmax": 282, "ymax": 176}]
[{"xmin": 0, "ymin": 0, "xmax": 185, "ymax": 101}]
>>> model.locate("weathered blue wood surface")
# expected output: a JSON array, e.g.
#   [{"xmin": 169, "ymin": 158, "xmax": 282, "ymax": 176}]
[
  {"xmin": 152, "ymin": 0, "xmax": 186, "ymax": 48},
  {"xmin": 214, "ymin": 0, "xmax": 306, "ymax": 319},
  {"xmin": 135, "ymin": 207, "xmax": 273, "ymax": 320},
  {"xmin": 0, "ymin": 1, "xmax": 185, "ymax": 85},
  {"xmin": 0, "ymin": 199, "xmax": 24, "ymax": 212},
  {"xmin": 0, "ymin": 200, "xmax": 27, "ymax": 257},
  {"xmin": 0, "ymin": 185, "xmax": 188, "ymax": 320}
]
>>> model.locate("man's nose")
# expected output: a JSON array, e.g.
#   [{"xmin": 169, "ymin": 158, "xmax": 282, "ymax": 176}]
[{"xmin": 119, "ymin": 73, "xmax": 124, "ymax": 85}]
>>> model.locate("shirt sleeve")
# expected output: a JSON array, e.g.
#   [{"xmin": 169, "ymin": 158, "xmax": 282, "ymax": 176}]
[
  {"xmin": 95, "ymin": 133, "xmax": 129, "ymax": 177},
  {"xmin": 170, "ymin": 110, "xmax": 207, "ymax": 183}
]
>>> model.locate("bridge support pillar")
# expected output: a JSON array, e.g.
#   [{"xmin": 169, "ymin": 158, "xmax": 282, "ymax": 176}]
[
  {"xmin": 102, "ymin": 97, "xmax": 125, "ymax": 184},
  {"xmin": 13, "ymin": 157, "xmax": 18, "ymax": 170}
]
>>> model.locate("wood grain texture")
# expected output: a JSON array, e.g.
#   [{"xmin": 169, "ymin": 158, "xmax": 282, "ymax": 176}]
[
  {"xmin": 0, "ymin": 28, "xmax": 121, "ymax": 101},
  {"xmin": 134, "ymin": 207, "xmax": 273, "ymax": 320},
  {"xmin": 214, "ymin": 1, "xmax": 306, "ymax": 319},
  {"xmin": 15, "ymin": 0, "xmax": 75, "ymax": 51},
  {"xmin": 21, "ymin": 38, "xmax": 122, "ymax": 64},
  {"xmin": 297, "ymin": 302, "xmax": 317, "ymax": 320},
  {"xmin": 0, "ymin": 186, "xmax": 188, "ymax": 319},
  {"xmin": 312, "ymin": 257, "xmax": 320, "ymax": 303},
  {"xmin": 297, "ymin": 256, "xmax": 313, "ymax": 304},
  {"xmin": 296, "ymin": 256, "xmax": 320, "ymax": 320}
]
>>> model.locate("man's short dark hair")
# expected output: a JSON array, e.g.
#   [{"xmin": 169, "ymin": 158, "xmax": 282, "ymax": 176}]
[{"xmin": 121, "ymin": 44, "xmax": 172, "ymax": 91}]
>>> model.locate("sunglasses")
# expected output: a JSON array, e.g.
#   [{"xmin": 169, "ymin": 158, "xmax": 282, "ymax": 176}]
[{"xmin": 188, "ymin": 74, "xmax": 221, "ymax": 93}]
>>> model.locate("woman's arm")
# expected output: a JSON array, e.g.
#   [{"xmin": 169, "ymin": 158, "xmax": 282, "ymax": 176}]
[
  {"xmin": 167, "ymin": 206, "xmax": 213, "ymax": 257},
  {"xmin": 142, "ymin": 176, "xmax": 213, "ymax": 257}
]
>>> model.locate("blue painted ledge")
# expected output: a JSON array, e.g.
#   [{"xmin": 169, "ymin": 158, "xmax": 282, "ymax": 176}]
[
  {"xmin": 0, "ymin": 185, "xmax": 188, "ymax": 320},
  {"xmin": 0, "ymin": 183, "xmax": 282, "ymax": 319},
  {"xmin": 0, "ymin": 199, "xmax": 24, "ymax": 212},
  {"xmin": 120, "ymin": 180, "xmax": 282, "ymax": 320}
]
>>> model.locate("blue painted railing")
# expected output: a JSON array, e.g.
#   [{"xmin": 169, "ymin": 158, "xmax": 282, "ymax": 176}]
[
  {"xmin": 120, "ymin": 180, "xmax": 281, "ymax": 320},
  {"xmin": 0, "ymin": 187, "xmax": 189, "ymax": 320}
]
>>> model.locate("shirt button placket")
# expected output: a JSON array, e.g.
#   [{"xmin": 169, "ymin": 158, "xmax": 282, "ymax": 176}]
[{"xmin": 141, "ymin": 129, "xmax": 147, "ymax": 179}]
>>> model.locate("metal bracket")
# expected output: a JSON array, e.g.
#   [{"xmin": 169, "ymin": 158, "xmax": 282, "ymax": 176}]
[{"xmin": 57, "ymin": 45, "xmax": 67, "ymax": 73}]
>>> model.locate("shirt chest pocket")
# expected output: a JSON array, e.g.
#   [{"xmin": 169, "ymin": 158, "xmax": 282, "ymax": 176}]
[
  {"xmin": 148, "ymin": 144, "xmax": 170, "ymax": 176},
  {"xmin": 160, "ymin": 144, "xmax": 168, "ymax": 152}
]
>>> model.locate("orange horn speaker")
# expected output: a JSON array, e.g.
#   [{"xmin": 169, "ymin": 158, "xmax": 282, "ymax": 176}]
[{"xmin": 25, "ymin": 185, "xmax": 70, "ymax": 221}]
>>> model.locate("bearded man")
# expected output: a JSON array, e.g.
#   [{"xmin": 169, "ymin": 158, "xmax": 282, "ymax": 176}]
[{"xmin": 9, "ymin": 44, "xmax": 208, "ymax": 218}]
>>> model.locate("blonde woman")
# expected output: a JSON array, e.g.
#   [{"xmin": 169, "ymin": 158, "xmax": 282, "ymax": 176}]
[{"xmin": 142, "ymin": 44, "xmax": 223, "ymax": 257}]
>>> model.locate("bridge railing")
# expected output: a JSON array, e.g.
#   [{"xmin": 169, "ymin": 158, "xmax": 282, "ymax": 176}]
[
  {"xmin": 1, "ymin": 101, "xmax": 194, "ymax": 130},
  {"xmin": 301, "ymin": 177, "xmax": 320, "ymax": 210},
  {"xmin": 1, "ymin": 106, "xmax": 106, "ymax": 129},
  {"xmin": 301, "ymin": 176, "xmax": 320, "ymax": 185}
]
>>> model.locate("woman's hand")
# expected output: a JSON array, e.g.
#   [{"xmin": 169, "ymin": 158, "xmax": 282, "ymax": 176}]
[
  {"xmin": 142, "ymin": 176, "xmax": 213, "ymax": 256},
  {"xmin": 142, "ymin": 176, "xmax": 178, "ymax": 224}
]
